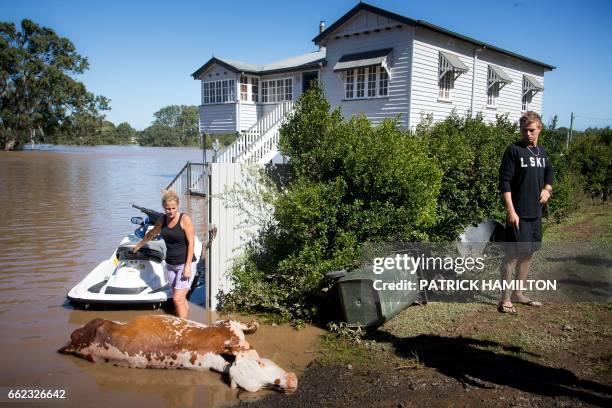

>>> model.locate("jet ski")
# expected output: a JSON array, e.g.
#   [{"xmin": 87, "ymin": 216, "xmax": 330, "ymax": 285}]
[{"xmin": 67, "ymin": 204, "xmax": 203, "ymax": 309}]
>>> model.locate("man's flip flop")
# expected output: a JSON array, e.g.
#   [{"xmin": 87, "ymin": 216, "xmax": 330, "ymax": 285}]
[
  {"xmin": 517, "ymin": 300, "xmax": 543, "ymax": 307},
  {"xmin": 497, "ymin": 304, "xmax": 518, "ymax": 315}
]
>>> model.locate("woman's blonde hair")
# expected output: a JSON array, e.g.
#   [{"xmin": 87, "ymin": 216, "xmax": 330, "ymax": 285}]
[{"xmin": 161, "ymin": 189, "xmax": 180, "ymax": 206}]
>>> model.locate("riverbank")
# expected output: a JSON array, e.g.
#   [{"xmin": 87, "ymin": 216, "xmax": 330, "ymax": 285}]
[{"xmin": 247, "ymin": 203, "xmax": 612, "ymax": 407}]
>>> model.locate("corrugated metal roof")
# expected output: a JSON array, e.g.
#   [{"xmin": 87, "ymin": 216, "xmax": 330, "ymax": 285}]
[
  {"xmin": 440, "ymin": 51, "xmax": 469, "ymax": 73},
  {"xmin": 333, "ymin": 48, "xmax": 392, "ymax": 71},
  {"xmin": 313, "ymin": 2, "xmax": 555, "ymax": 70},
  {"xmin": 192, "ymin": 50, "xmax": 326, "ymax": 78},
  {"xmin": 490, "ymin": 65, "xmax": 513, "ymax": 83},
  {"xmin": 524, "ymin": 75, "xmax": 544, "ymax": 91}
]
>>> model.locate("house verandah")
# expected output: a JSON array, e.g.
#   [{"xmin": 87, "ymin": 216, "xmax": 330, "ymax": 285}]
[{"xmin": 191, "ymin": 50, "xmax": 326, "ymax": 164}]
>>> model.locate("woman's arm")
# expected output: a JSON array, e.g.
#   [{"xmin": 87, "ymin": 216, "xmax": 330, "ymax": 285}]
[
  {"xmin": 133, "ymin": 217, "xmax": 163, "ymax": 252},
  {"xmin": 181, "ymin": 214, "xmax": 196, "ymax": 280}
]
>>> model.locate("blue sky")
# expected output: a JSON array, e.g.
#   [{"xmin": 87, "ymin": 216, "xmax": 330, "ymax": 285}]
[{"xmin": 3, "ymin": 0, "xmax": 611, "ymax": 131}]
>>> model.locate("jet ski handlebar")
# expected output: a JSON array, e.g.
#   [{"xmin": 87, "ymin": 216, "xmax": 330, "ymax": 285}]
[{"xmin": 132, "ymin": 204, "xmax": 164, "ymax": 225}]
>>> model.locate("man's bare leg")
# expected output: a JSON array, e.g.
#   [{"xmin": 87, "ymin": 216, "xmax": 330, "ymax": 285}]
[
  {"xmin": 499, "ymin": 254, "xmax": 517, "ymax": 311},
  {"xmin": 511, "ymin": 253, "xmax": 542, "ymax": 306}
]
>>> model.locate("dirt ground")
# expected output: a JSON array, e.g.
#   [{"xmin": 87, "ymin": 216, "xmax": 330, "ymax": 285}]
[{"xmin": 242, "ymin": 204, "xmax": 612, "ymax": 407}]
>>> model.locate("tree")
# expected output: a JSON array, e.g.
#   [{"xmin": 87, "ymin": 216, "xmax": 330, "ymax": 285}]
[
  {"xmin": 570, "ymin": 128, "xmax": 611, "ymax": 201},
  {"xmin": 0, "ymin": 19, "xmax": 109, "ymax": 150},
  {"xmin": 137, "ymin": 123, "xmax": 181, "ymax": 146},
  {"xmin": 115, "ymin": 122, "xmax": 137, "ymax": 144},
  {"xmin": 144, "ymin": 104, "xmax": 199, "ymax": 146}
]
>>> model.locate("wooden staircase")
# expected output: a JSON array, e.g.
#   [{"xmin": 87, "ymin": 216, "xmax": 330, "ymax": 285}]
[{"xmin": 216, "ymin": 101, "xmax": 294, "ymax": 164}]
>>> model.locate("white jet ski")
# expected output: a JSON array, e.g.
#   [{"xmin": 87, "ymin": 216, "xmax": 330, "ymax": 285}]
[{"xmin": 67, "ymin": 204, "xmax": 203, "ymax": 309}]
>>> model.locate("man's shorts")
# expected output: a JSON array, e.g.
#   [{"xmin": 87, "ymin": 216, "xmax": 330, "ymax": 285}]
[
  {"xmin": 504, "ymin": 217, "xmax": 542, "ymax": 256},
  {"xmin": 164, "ymin": 262, "xmax": 197, "ymax": 290}
]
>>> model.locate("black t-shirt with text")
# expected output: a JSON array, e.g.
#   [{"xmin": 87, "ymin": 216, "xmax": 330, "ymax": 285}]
[{"xmin": 499, "ymin": 141, "xmax": 554, "ymax": 218}]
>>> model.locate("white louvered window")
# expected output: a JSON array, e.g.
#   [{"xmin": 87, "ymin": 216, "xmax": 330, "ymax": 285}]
[
  {"xmin": 240, "ymin": 75, "xmax": 248, "ymax": 101},
  {"xmin": 521, "ymin": 75, "xmax": 543, "ymax": 112},
  {"xmin": 285, "ymin": 78, "xmax": 292, "ymax": 100},
  {"xmin": 259, "ymin": 78, "xmax": 292, "ymax": 103},
  {"xmin": 379, "ymin": 69, "xmax": 388, "ymax": 96},
  {"xmin": 345, "ymin": 70, "xmax": 354, "ymax": 99},
  {"xmin": 261, "ymin": 81, "xmax": 268, "ymax": 103},
  {"xmin": 251, "ymin": 77, "xmax": 259, "ymax": 102},
  {"xmin": 487, "ymin": 67, "xmax": 499, "ymax": 107},
  {"xmin": 344, "ymin": 66, "xmax": 388, "ymax": 99},
  {"xmin": 202, "ymin": 79, "xmax": 236, "ymax": 104},
  {"xmin": 438, "ymin": 54, "xmax": 453, "ymax": 100},
  {"xmin": 367, "ymin": 67, "xmax": 377, "ymax": 97},
  {"xmin": 522, "ymin": 91, "xmax": 532, "ymax": 112},
  {"xmin": 356, "ymin": 68, "xmax": 366, "ymax": 98}
]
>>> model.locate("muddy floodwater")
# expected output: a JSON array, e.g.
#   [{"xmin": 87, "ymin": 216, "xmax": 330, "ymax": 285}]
[{"xmin": 0, "ymin": 146, "xmax": 324, "ymax": 407}]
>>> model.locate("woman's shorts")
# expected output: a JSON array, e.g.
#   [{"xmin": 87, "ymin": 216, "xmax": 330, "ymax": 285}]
[
  {"xmin": 164, "ymin": 262, "xmax": 197, "ymax": 290},
  {"xmin": 504, "ymin": 217, "xmax": 542, "ymax": 255}
]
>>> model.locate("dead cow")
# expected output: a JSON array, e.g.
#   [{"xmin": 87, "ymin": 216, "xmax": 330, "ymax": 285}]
[{"xmin": 58, "ymin": 314, "xmax": 298, "ymax": 393}]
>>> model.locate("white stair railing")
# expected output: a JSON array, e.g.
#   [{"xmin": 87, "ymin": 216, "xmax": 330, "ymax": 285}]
[
  {"xmin": 216, "ymin": 101, "xmax": 294, "ymax": 164},
  {"xmin": 238, "ymin": 121, "xmax": 283, "ymax": 164}
]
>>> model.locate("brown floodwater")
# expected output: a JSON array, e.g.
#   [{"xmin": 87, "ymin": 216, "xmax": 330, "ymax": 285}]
[{"xmin": 0, "ymin": 146, "xmax": 324, "ymax": 407}]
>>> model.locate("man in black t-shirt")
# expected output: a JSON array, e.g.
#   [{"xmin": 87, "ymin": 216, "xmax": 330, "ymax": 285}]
[{"xmin": 498, "ymin": 111, "xmax": 554, "ymax": 314}]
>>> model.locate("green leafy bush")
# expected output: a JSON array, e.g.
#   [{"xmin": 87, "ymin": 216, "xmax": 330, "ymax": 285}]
[
  {"xmin": 539, "ymin": 128, "xmax": 582, "ymax": 222},
  {"xmin": 221, "ymin": 86, "xmax": 441, "ymax": 321},
  {"xmin": 569, "ymin": 128, "xmax": 611, "ymax": 201},
  {"xmin": 416, "ymin": 113, "xmax": 517, "ymax": 240}
]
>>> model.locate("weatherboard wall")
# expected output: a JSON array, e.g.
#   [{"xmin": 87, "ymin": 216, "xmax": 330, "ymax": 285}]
[
  {"xmin": 320, "ymin": 10, "xmax": 414, "ymax": 127},
  {"xmin": 410, "ymin": 27, "xmax": 545, "ymax": 129},
  {"xmin": 198, "ymin": 65, "xmax": 239, "ymax": 134},
  {"xmin": 472, "ymin": 47, "xmax": 544, "ymax": 124}
]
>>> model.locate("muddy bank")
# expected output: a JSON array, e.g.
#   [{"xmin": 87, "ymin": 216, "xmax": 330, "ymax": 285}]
[
  {"xmin": 248, "ymin": 302, "xmax": 612, "ymax": 407},
  {"xmin": 243, "ymin": 361, "xmax": 611, "ymax": 407}
]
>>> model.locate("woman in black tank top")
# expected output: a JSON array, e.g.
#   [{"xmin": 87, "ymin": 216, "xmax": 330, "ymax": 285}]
[{"xmin": 133, "ymin": 190, "xmax": 196, "ymax": 319}]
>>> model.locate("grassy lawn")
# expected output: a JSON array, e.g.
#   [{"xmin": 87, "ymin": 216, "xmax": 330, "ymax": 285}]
[{"xmin": 312, "ymin": 203, "xmax": 611, "ymax": 405}]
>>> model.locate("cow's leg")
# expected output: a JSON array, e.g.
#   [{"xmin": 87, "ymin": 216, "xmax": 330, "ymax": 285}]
[{"xmin": 202, "ymin": 353, "xmax": 230, "ymax": 374}]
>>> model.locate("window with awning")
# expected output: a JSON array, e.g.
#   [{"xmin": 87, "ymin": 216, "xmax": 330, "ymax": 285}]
[
  {"xmin": 487, "ymin": 65, "xmax": 513, "ymax": 107},
  {"xmin": 522, "ymin": 75, "xmax": 543, "ymax": 111},
  {"xmin": 438, "ymin": 51, "xmax": 469, "ymax": 101},
  {"xmin": 487, "ymin": 65, "xmax": 513, "ymax": 89},
  {"xmin": 333, "ymin": 48, "xmax": 393, "ymax": 75},
  {"xmin": 336, "ymin": 48, "xmax": 392, "ymax": 100},
  {"xmin": 523, "ymin": 75, "xmax": 543, "ymax": 94}
]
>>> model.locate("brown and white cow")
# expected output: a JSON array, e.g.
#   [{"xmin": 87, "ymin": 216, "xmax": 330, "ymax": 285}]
[{"xmin": 58, "ymin": 314, "xmax": 297, "ymax": 393}]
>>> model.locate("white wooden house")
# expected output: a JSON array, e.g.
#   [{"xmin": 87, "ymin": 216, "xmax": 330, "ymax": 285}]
[
  {"xmin": 192, "ymin": 3, "xmax": 555, "ymax": 308},
  {"xmin": 192, "ymin": 2, "xmax": 554, "ymax": 165}
]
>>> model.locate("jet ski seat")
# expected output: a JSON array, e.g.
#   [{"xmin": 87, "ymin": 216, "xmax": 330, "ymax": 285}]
[{"xmin": 116, "ymin": 241, "xmax": 166, "ymax": 263}]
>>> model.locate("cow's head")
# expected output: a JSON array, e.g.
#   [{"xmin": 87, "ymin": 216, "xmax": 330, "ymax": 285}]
[{"xmin": 228, "ymin": 350, "xmax": 298, "ymax": 393}]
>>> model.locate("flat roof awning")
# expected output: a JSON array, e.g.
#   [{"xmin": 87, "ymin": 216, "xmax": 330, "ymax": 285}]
[
  {"xmin": 333, "ymin": 48, "xmax": 393, "ymax": 72},
  {"xmin": 489, "ymin": 65, "xmax": 513, "ymax": 85},
  {"xmin": 524, "ymin": 75, "xmax": 544, "ymax": 94}
]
